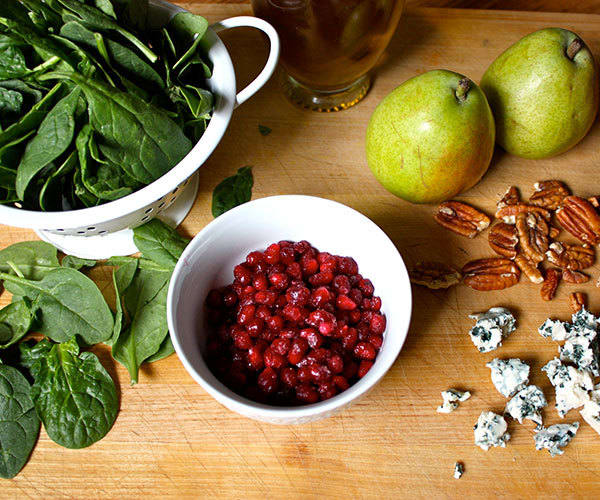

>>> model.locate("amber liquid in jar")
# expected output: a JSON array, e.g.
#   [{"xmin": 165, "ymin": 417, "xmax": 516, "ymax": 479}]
[{"xmin": 252, "ymin": 0, "xmax": 404, "ymax": 110}]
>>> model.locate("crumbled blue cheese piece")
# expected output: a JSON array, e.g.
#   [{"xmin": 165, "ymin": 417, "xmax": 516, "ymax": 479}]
[
  {"xmin": 538, "ymin": 318, "xmax": 572, "ymax": 341},
  {"xmin": 468, "ymin": 307, "xmax": 516, "ymax": 353},
  {"xmin": 542, "ymin": 358, "xmax": 594, "ymax": 417},
  {"xmin": 474, "ymin": 411, "xmax": 511, "ymax": 450},
  {"xmin": 486, "ymin": 358, "xmax": 530, "ymax": 398},
  {"xmin": 437, "ymin": 389, "xmax": 471, "ymax": 414},
  {"xmin": 453, "ymin": 462, "xmax": 464, "ymax": 479},
  {"xmin": 571, "ymin": 307, "xmax": 598, "ymax": 334},
  {"xmin": 560, "ymin": 334, "xmax": 600, "ymax": 377},
  {"xmin": 505, "ymin": 385, "xmax": 547, "ymax": 425},
  {"xmin": 580, "ymin": 384, "xmax": 600, "ymax": 436},
  {"xmin": 534, "ymin": 422, "xmax": 579, "ymax": 457}
]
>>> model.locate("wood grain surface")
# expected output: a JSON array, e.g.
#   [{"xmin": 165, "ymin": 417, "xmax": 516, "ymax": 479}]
[
  {"xmin": 192, "ymin": 0, "xmax": 600, "ymax": 15},
  {"xmin": 4, "ymin": 4, "xmax": 600, "ymax": 498}
]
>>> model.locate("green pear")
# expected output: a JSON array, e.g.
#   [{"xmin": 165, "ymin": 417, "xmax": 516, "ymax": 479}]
[
  {"xmin": 481, "ymin": 28, "xmax": 599, "ymax": 159},
  {"xmin": 366, "ymin": 70, "xmax": 495, "ymax": 204}
]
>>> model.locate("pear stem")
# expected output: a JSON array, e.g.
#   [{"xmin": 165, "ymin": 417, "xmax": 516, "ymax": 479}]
[
  {"xmin": 455, "ymin": 78, "xmax": 471, "ymax": 102},
  {"xmin": 567, "ymin": 38, "xmax": 583, "ymax": 60}
]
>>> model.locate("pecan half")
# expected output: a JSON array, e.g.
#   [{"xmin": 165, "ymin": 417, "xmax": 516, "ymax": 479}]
[
  {"xmin": 497, "ymin": 186, "xmax": 520, "ymax": 210},
  {"xmin": 409, "ymin": 262, "xmax": 462, "ymax": 289},
  {"xmin": 495, "ymin": 204, "xmax": 552, "ymax": 224},
  {"xmin": 556, "ymin": 196, "xmax": 600, "ymax": 245},
  {"xmin": 514, "ymin": 254, "xmax": 544, "ymax": 283},
  {"xmin": 541, "ymin": 268, "xmax": 561, "ymax": 301},
  {"xmin": 462, "ymin": 258, "xmax": 520, "ymax": 291},
  {"xmin": 516, "ymin": 212, "xmax": 549, "ymax": 263},
  {"xmin": 529, "ymin": 180, "xmax": 570, "ymax": 210},
  {"xmin": 434, "ymin": 201, "xmax": 491, "ymax": 238},
  {"xmin": 562, "ymin": 269, "xmax": 590, "ymax": 284},
  {"xmin": 569, "ymin": 292, "xmax": 587, "ymax": 313},
  {"xmin": 488, "ymin": 222, "xmax": 519, "ymax": 258},
  {"xmin": 546, "ymin": 242, "xmax": 595, "ymax": 270}
]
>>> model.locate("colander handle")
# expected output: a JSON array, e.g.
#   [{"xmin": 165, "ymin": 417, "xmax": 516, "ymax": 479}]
[{"xmin": 211, "ymin": 16, "xmax": 280, "ymax": 109}]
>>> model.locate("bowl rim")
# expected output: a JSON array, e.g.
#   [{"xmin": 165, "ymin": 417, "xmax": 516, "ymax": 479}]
[
  {"xmin": 0, "ymin": 1, "xmax": 236, "ymax": 229},
  {"xmin": 167, "ymin": 195, "xmax": 412, "ymax": 420}
]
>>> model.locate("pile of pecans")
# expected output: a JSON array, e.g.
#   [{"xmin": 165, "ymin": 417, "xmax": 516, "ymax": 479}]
[{"xmin": 410, "ymin": 180, "xmax": 600, "ymax": 311}]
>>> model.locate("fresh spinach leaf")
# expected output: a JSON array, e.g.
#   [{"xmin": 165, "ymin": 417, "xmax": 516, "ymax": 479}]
[
  {"xmin": 15, "ymin": 86, "xmax": 81, "ymax": 199},
  {"xmin": 0, "ymin": 363, "xmax": 40, "ymax": 478},
  {"xmin": 38, "ymin": 150, "xmax": 77, "ymax": 211},
  {"xmin": 211, "ymin": 166, "xmax": 254, "ymax": 217},
  {"xmin": 0, "ymin": 268, "xmax": 114, "ymax": 344},
  {"xmin": 105, "ymin": 257, "xmax": 137, "ymax": 347},
  {"xmin": 169, "ymin": 12, "xmax": 209, "ymax": 72},
  {"xmin": 144, "ymin": 335, "xmax": 174, "ymax": 363},
  {"xmin": 0, "ymin": 241, "xmax": 59, "ymax": 280},
  {"xmin": 61, "ymin": 255, "xmax": 97, "ymax": 269},
  {"xmin": 258, "ymin": 124, "xmax": 272, "ymax": 136},
  {"xmin": 0, "ymin": 45, "xmax": 29, "ymax": 80},
  {"xmin": 25, "ymin": 337, "xmax": 118, "ymax": 449},
  {"xmin": 132, "ymin": 218, "xmax": 189, "ymax": 269},
  {"xmin": 0, "ymin": 300, "xmax": 34, "ymax": 349}
]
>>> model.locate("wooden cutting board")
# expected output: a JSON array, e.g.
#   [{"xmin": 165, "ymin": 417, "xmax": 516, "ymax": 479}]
[{"xmin": 4, "ymin": 4, "xmax": 600, "ymax": 498}]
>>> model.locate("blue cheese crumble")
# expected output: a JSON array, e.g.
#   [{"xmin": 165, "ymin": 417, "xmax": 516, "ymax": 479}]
[
  {"xmin": 437, "ymin": 389, "xmax": 471, "ymax": 414},
  {"xmin": 474, "ymin": 411, "xmax": 511, "ymax": 450},
  {"xmin": 534, "ymin": 422, "xmax": 579, "ymax": 457},
  {"xmin": 468, "ymin": 307, "xmax": 516, "ymax": 353},
  {"xmin": 538, "ymin": 318, "xmax": 572, "ymax": 341},
  {"xmin": 580, "ymin": 384, "xmax": 600, "ymax": 436},
  {"xmin": 505, "ymin": 385, "xmax": 547, "ymax": 426},
  {"xmin": 486, "ymin": 358, "xmax": 530, "ymax": 398},
  {"xmin": 453, "ymin": 462, "xmax": 464, "ymax": 479},
  {"xmin": 542, "ymin": 358, "xmax": 594, "ymax": 417}
]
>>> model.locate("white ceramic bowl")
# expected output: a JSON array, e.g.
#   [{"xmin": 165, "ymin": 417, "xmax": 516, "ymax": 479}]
[{"xmin": 167, "ymin": 195, "xmax": 412, "ymax": 424}]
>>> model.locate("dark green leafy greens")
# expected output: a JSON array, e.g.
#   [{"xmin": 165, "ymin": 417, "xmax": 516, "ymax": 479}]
[
  {"xmin": 23, "ymin": 337, "xmax": 118, "ymax": 449},
  {"xmin": 211, "ymin": 166, "xmax": 254, "ymax": 217},
  {"xmin": 0, "ymin": 362, "xmax": 40, "ymax": 478},
  {"xmin": 61, "ymin": 255, "xmax": 97, "ymax": 270},
  {"xmin": 0, "ymin": 0, "xmax": 213, "ymax": 211},
  {"xmin": 0, "ymin": 299, "xmax": 34, "ymax": 349}
]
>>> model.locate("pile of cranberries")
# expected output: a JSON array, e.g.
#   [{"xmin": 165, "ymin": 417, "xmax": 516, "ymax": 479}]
[{"xmin": 204, "ymin": 240, "xmax": 386, "ymax": 406}]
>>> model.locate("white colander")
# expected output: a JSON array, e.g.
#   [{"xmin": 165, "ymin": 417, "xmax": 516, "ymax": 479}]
[{"xmin": 0, "ymin": 0, "xmax": 279, "ymax": 259}]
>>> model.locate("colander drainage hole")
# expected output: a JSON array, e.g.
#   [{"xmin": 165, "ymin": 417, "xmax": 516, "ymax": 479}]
[
  {"xmin": 144, "ymin": 207, "xmax": 153, "ymax": 214},
  {"xmin": 141, "ymin": 215, "xmax": 149, "ymax": 222},
  {"xmin": 77, "ymin": 231, "xmax": 85, "ymax": 234},
  {"xmin": 87, "ymin": 227, "xmax": 95, "ymax": 231},
  {"xmin": 99, "ymin": 230, "xmax": 108, "ymax": 235},
  {"xmin": 158, "ymin": 202, "xmax": 165, "ymax": 208}
]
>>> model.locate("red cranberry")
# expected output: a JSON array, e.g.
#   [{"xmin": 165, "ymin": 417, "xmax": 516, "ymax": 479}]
[
  {"xmin": 233, "ymin": 329, "xmax": 252, "ymax": 349},
  {"xmin": 270, "ymin": 338, "xmax": 291, "ymax": 356},
  {"xmin": 358, "ymin": 360, "xmax": 373, "ymax": 378},
  {"xmin": 320, "ymin": 257, "xmax": 337, "ymax": 273},
  {"xmin": 283, "ymin": 304, "xmax": 303, "ymax": 323},
  {"xmin": 297, "ymin": 365, "xmax": 313, "ymax": 383},
  {"xmin": 349, "ymin": 288, "xmax": 363, "ymax": 305},
  {"xmin": 269, "ymin": 272, "xmax": 289, "ymax": 290},
  {"xmin": 319, "ymin": 321, "xmax": 336, "ymax": 336},
  {"xmin": 257, "ymin": 367, "xmax": 279, "ymax": 393},
  {"xmin": 370, "ymin": 314, "xmax": 386, "ymax": 334},
  {"xmin": 247, "ymin": 344, "xmax": 264, "ymax": 370},
  {"xmin": 260, "ymin": 329, "xmax": 277, "ymax": 343},
  {"xmin": 281, "ymin": 367, "xmax": 297, "ymax": 387},
  {"xmin": 338, "ymin": 257, "xmax": 358, "ymax": 275},
  {"xmin": 237, "ymin": 304, "xmax": 255, "ymax": 325},
  {"xmin": 301, "ymin": 257, "xmax": 319, "ymax": 276},
  {"xmin": 245, "ymin": 318, "xmax": 264, "ymax": 337},
  {"xmin": 354, "ymin": 342, "xmax": 376, "ymax": 361},
  {"xmin": 266, "ymin": 315, "xmax": 284, "ymax": 332},
  {"xmin": 341, "ymin": 327, "xmax": 358, "ymax": 350},
  {"xmin": 255, "ymin": 305, "xmax": 271, "ymax": 320},
  {"xmin": 332, "ymin": 275, "xmax": 351, "ymax": 294},
  {"xmin": 296, "ymin": 383, "xmax": 319, "ymax": 403},
  {"xmin": 254, "ymin": 290, "xmax": 277, "ymax": 306},
  {"xmin": 327, "ymin": 354, "xmax": 344, "ymax": 374},
  {"xmin": 253, "ymin": 273, "xmax": 268, "ymax": 291},
  {"xmin": 333, "ymin": 375, "xmax": 350, "ymax": 391},
  {"xmin": 309, "ymin": 270, "xmax": 334, "ymax": 286},
  {"xmin": 286, "ymin": 262, "xmax": 302, "ymax": 280},
  {"xmin": 264, "ymin": 348, "xmax": 286, "ymax": 370},
  {"xmin": 368, "ymin": 335, "xmax": 383, "ymax": 349},
  {"xmin": 310, "ymin": 364, "xmax": 331, "ymax": 384},
  {"xmin": 358, "ymin": 278, "xmax": 374, "ymax": 297},
  {"xmin": 299, "ymin": 328, "xmax": 323, "ymax": 349},
  {"xmin": 246, "ymin": 251, "xmax": 264, "ymax": 267},
  {"xmin": 233, "ymin": 264, "xmax": 252, "ymax": 285},
  {"xmin": 279, "ymin": 328, "xmax": 296, "ymax": 340},
  {"xmin": 310, "ymin": 287, "xmax": 332, "ymax": 308},
  {"xmin": 348, "ymin": 309, "xmax": 361, "ymax": 324},
  {"xmin": 288, "ymin": 338, "xmax": 309, "ymax": 365},
  {"xmin": 336, "ymin": 295, "xmax": 357, "ymax": 311},
  {"xmin": 241, "ymin": 286, "xmax": 255, "ymax": 298},
  {"xmin": 319, "ymin": 382, "xmax": 337, "ymax": 400},
  {"xmin": 307, "ymin": 309, "xmax": 335, "ymax": 328},
  {"xmin": 280, "ymin": 246, "xmax": 296, "ymax": 265},
  {"xmin": 286, "ymin": 285, "xmax": 310, "ymax": 306},
  {"xmin": 293, "ymin": 240, "xmax": 311, "ymax": 254},
  {"xmin": 264, "ymin": 243, "xmax": 281, "ymax": 264},
  {"xmin": 223, "ymin": 290, "xmax": 238, "ymax": 308}
]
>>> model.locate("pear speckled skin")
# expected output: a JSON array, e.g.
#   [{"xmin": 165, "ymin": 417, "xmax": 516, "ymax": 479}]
[
  {"xmin": 481, "ymin": 28, "xmax": 599, "ymax": 159},
  {"xmin": 366, "ymin": 70, "xmax": 495, "ymax": 204}
]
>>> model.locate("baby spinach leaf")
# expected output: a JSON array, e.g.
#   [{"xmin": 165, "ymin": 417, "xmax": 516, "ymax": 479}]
[
  {"xmin": 211, "ymin": 166, "xmax": 254, "ymax": 217},
  {"xmin": 56, "ymin": 0, "xmax": 157, "ymax": 63},
  {"xmin": 0, "ymin": 88, "xmax": 24, "ymax": 126},
  {"xmin": 25, "ymin": 337, "xmax": 118, "ymax": 449},
  {"xmin": 0, "ymin": 241, "xmax": 59, "ymax": 280},
  {"xmin": 0, "ymin": 83, "xmax": 63, "ymax": 149},
  {"xmin": 144, "ymin": 335, "xmax": 174, "ymax": 363},
  {"xmin": 169, "ymin": 12, "xmax": 208, "ymax": 72},
  {"xmin": 0, "ymin": 45, "xmax": 29, "ymax": 80},
  {"xmin": 0, "ymin": 268, "xmax": 114, "ymax": 344},
  {"xmin": 38, "ymin": 150, "xmax": 77, "ymax": 211},
  {"xmin": 112, "ymin": 266, "xmax": 170, "ymax": 384},
  {"xmin": 132, "ymin": 218, "xmax": 189, "ymax": 269},
  {"xmin": 48, "ymin": 71, "xmax": 192, "ymax": 184},
  {"xmin": 15, "ymin": 86, "xmax": 81, "ymax": 199},
  {"xmin": 61, "ymin": 255, "xmax": 97, "ymax": 270},
  {"xmin": 0, "ymin": 363, "xmax": 40, "ymax": 478},
  {"xmin": 105, "ymin": 258, "xmax": 137, "ymax": 347},
  {"xmin": 258, "ymin": 124, "xmax": 272, "ymax": 136},
  {"xmin": 0, "ymin": 300, "xmax": 34, "ymax": 349}
]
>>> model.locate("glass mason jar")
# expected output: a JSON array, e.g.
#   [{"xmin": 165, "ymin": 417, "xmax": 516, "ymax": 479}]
[{"xmin": 251, "ymin": 0, "xmax": 405, "ymax": 112}]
